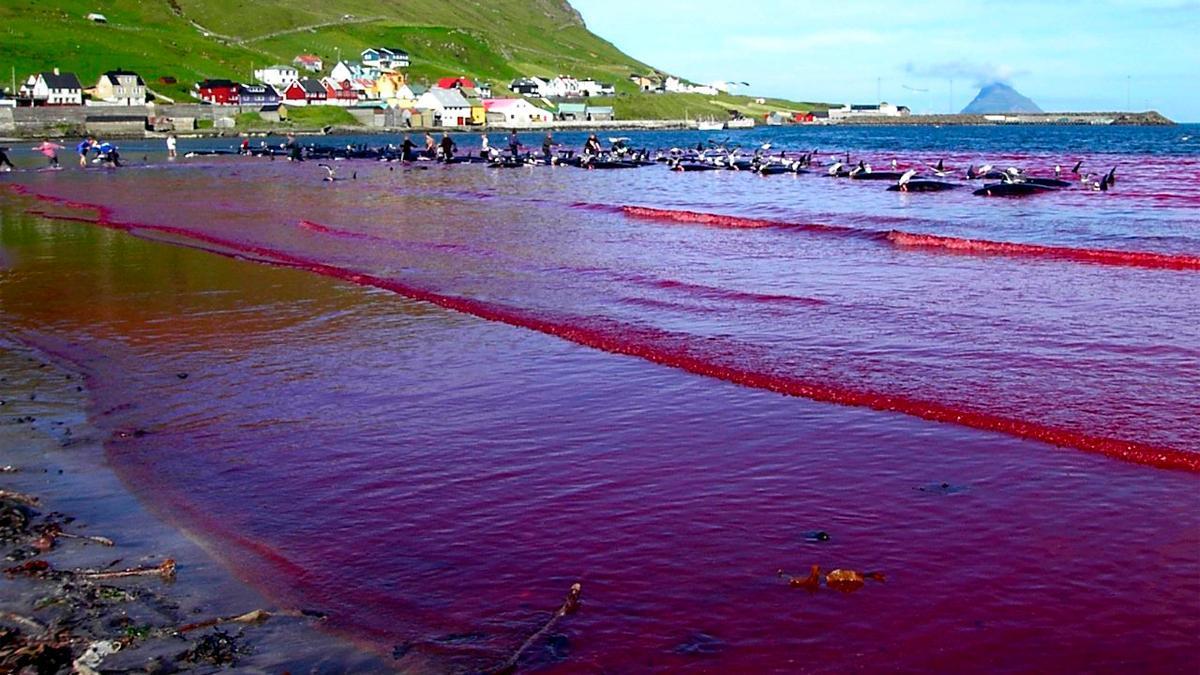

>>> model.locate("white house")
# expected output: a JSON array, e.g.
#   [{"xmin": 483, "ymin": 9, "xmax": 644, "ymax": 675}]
[
  {"xmin": 416, "ymin": 88, "xmax": 472, "ymax": 126},
  {"xmin": 361, "ymin": 48, "xmax": 409, "ymax": 71},
  {"xmin": 20, "ymin": 70, "xmax": 83, "ymax": 106},
  {"xmin": 293, "ymin": 54, "xmax": 323, "ymax": 73},
  {"xmin": 577, "ymin": 79, "xmax": 614, "ymax": 97},
  {"xmin": 828, "ymin": 102, "xmax": 909, "ymax": 120},
  {"xmin": 329, "ymin": 61, "xmax": 366, "ymax": 83},
  {"xmin": 93, "ymin": 70, "xmax": 146, "ymax": 105},
  {"xmin": 544, "ymin": 76, "xmax": 581, "ymax": 98},
  {"xmin": 482, "ymin": 98, "xmax": 553, "ymax": 127},
  {"xmin": 254, "ymin": 65, "xmax": 298, "ymax": 89},
  {"xmin": 664, "ymin": 76, "xmax": 718, "ymax": 96},
  {"xmin": 510, "ymin": 77, "xmax": 549, "ymax": 97}
]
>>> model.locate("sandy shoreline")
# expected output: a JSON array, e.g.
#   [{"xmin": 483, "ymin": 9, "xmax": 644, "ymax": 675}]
[{"xmin": 0, "ymin": 336, "xmax": 390, "ymax": 672}]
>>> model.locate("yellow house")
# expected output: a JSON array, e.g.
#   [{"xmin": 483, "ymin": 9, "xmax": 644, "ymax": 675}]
[
  {"xmin": 390, "ymin": 83, "xmax": 425, "ymax": 109},
  {"xmin": 375, "ymin": 72, "xmax": 408, "ymax": 106},
  {"xmin": 467, "ymin": 97, "xmax": 486, "ymax": 125}
]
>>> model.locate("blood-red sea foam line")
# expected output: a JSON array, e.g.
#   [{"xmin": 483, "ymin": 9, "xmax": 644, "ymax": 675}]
[
  {"xmin": 14, "ymin": 188, "xmax": 1199, "ymax": 473},
  {"xmin": 886, "ymin": 230, "xmax": 1200, "ymax": 271},
  {"xmin": 622, "ymin": 205, "xmax": 1200, "ymax": 271}
]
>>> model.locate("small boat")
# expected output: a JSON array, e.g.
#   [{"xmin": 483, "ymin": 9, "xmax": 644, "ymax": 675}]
[
  {"xmin": 696, "ymin": 118, "xmax": 724, "ymax": 131},
  {"xmin": 726, "ymin": 117, "xmax": 755, "ymax": 129}
]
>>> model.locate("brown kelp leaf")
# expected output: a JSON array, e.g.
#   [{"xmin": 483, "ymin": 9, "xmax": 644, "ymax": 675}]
[
  {"xmin": 5, "ymin": 560, "xmax": 51, "ymax": 577},
  {"xmin": 779, "ymin": 565, "xmax": 822, "ymax": 591},
  {"xmin": 824, "ymin": 569, "xmax": 886, "ymax": 593}
]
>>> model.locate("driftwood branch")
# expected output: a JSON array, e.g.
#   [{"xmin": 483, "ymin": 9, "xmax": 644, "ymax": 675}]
[
  {"xmin": 490, "ymin": 582, "xmax": 582, "ymax": 674},
  {"xmin": 78, "ymin": 559, "xmax": 175, "ymax": 581}
]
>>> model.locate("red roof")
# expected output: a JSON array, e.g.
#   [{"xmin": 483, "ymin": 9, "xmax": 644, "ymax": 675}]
[
  {"xmin": 294, "ymin": 54, "xmax": 322, "ymax": 64},
  {"xmin": 436, "ymin": 77, "xmax": 475, "ymax": 90}
]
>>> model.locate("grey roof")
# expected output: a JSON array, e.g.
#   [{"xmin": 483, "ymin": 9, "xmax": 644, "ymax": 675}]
[
  {"xmin": 40, "ymin": 72, "xmax": 82, "ymax": 90},
  {"xmin": 238, "ymin": 83, "xmax": 278, "ymax": 95},
  {"xmin": 423, "ymin": 88, "xmax": 470, "ymax": 108},
  {"xmin": 298, "ymin": 78, "xmax": 326, "ymax": 95}
]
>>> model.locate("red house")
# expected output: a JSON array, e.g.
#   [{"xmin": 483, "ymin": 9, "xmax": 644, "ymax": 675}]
[
  {"xmin": 321, "ymin": 78, "xmax": 359, "ymax": 106},
  {"xmin": 435, "ymin": 77, "xmax": 476, "ymax": 90},
  {"xmin": 282, "ymin": 78, "xmax": 327, "ymax": 106},
  {"xmin": 194, "ymin": 79, "xmax": 239, "ymax": 105},
  {"xmin": 793, "ymin": 111, "xmax": 816, "ymax": 123}
]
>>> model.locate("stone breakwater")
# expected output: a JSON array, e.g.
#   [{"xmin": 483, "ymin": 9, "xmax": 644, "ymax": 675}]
[{"xmin": 835, "ymin": 111, "xmax": 1175, "ymax": 126}]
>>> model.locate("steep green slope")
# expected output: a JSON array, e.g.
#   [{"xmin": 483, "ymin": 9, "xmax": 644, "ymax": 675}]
[{"xmin": 0, "ymin": 0, "xmax": 824, "ymax": 117}]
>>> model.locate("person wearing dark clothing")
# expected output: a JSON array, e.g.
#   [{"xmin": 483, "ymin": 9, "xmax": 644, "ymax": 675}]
[
  {"xmin": 95, "ymin": 142, "xmax": 121, "ymax": 167},
  {"xmin": 583, "ymin": 134, "xmax": 602, "ymax": 158},
  {"xmin": 542, "ymin": 133, "xmax": 554, "ymax": 162},
  {"xmin": 423, "ymin": 133, "xmax": 436, "ymax": 159},
  {"xmin": 439, "ymin": 133, "xmax": 457, "ymax": 161},
  {"xmin": 77, "ymin": 138, "xmax": 94, "ymax": 167},
  {"xmin": 508, "ymin": 131, "xmax": 520, "ymax": 158},
  {"xmin": 400, "ymin": 134, "xmax": 417, "ymax": 162},
  {"xmin": 286, "ymin": 133, "xmax": 303, "ymax": 162}
]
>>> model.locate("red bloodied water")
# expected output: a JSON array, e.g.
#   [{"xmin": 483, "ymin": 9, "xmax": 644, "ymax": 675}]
[{"xmin": 1, "ymin": 144, "xmax": 1198, "ymax": 672}]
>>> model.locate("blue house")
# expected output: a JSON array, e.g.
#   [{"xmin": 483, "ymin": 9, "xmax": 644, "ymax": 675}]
[
  {"xmin": 361, "ymin": 48, "xmax": 409, "ymax": 71},
  {"xmin": 237, "ymin": 83, "xmax": 280, "ymax": 106}
]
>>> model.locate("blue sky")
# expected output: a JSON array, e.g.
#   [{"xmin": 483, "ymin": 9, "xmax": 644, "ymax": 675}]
[{"xmin": 570, "ymin": 0, "xmax": 1200, "ymax": 121}]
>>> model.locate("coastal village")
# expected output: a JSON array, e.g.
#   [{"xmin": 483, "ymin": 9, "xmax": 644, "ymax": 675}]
[
  {"xmin": 0, "ymin": 15, "xmax": 928, "ymax": 139},
  {"xmin": 2, "ymin": 23, "xmax": 1163, "ymax": 140}
]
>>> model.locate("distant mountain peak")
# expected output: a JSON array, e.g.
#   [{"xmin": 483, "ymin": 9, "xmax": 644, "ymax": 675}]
[{"xmin": 961, "ymin": 82, "xmax": 1042, "ymax": 114}]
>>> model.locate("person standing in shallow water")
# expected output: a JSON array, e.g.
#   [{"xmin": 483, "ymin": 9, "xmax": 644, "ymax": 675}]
[
  {"xmin": 440, "ymin": 133, "xmax": 456, "ymax": 161},
  {"xmin": 480, "ymin": 133, "xmax": 490, "ymax": 158},
  {"xmin": 34, "ymin": 141, "xmax": 64, "ymax": 168},
  {"xmin": 583, "ymin": 134, "xmax": 602, "ymax": 158},
  {"xmin": 286, "ymin": 133, "xmax": 303, "ymax": 162},
  {"xmin": 508, "ymin": 130, "xmax": 520, "ymax": 158},
  {"xmin": 423, "ymin": 132, "xmax": 436, "ymax": 160},
  {"xmin": 76, "ymin": 137, "xmax": 93, "ymax": 168},
  {"xmin": 542, "ymin": 132, "xmax": 555, "ymax": 162},
  {"xmin": 166, "ymin": 134, "xmax": 178, "ymax": 159},
  {"xmin": 401, "ymin": 133, "xmax": 417, "ymax": 162}
]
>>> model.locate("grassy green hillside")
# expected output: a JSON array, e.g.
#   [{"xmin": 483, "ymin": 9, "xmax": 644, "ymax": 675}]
[{"xmin": 0, "ymin": 0, "xmax": 824, "ymax": 117}]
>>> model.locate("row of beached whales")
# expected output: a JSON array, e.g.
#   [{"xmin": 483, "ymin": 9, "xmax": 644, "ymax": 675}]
[{"xmin": 186, "ymin": 140, "xmax": 1117, "ymax": 197}]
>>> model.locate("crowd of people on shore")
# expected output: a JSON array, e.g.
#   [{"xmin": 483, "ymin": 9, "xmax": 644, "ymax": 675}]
[
  {"xmin": 0, "ymin": 136, "xmax": 133, "ymax": 172},
  {"xmin": 253, "ymin": 129, "xmax": 618, "ymax": 166}
]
